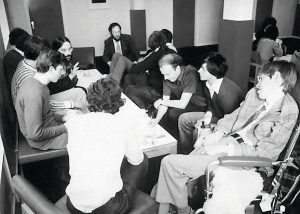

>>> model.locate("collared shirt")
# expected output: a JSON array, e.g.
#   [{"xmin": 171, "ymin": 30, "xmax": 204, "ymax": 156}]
[
  {"xmin": 14, "ymin": 47, "xmax": 24, "ymax": 56},
  {"xmin": 65, "ymin": 106, "xmax": 146, "ymax": 213},
  {"xmin": 166, "ymin": 43, "xmax": 177, "ymax": 53},
  {"xmin": 113, "ymin": 39, "xmax": 123, "ymax": 55},
  {"xmin": 237, "ymin": 93, "xmax": 285, "ymax": 146},
  {"xmin": 206, "ymin": 78, "xmax": 223, "ymax": 98},
  {"xmin": 163, "ymin": 65, "xmax": 207, "ymax": 110}
]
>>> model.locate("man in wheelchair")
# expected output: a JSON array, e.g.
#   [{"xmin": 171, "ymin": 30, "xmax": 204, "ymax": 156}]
[{"xmin": 154, "ymin": 61, "xmax": 299, "ymax": 214}]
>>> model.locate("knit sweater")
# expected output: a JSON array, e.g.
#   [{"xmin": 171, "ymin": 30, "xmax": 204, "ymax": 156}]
[{"xmin": 15, "ymin": 77, "xmax": 67, "ymax": 150}]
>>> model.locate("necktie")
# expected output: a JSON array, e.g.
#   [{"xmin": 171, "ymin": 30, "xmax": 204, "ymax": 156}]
[
  {"xmin": 115, "ymin": 42, "xmax": 122, "ymax": 54},
  {"xmin": 231, "ymin": 104, "xmax": 266, "ymax": 134}
]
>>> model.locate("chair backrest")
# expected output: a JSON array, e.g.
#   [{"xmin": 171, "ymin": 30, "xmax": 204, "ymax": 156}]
[{"xmin": 71, "ymin": 47, "xmax": 95, "ymax": 69}]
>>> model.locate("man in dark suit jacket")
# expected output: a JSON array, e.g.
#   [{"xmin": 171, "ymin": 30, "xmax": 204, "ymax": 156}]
[
  {"xmin": 103, "ymin": 22, "xmax": 139, "ymax": 65},
  {"xmin": 178, "ymin": 53, "xmax": 244, "ymax": 154}
]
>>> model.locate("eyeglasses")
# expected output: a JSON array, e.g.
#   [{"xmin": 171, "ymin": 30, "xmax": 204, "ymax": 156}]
[
  {"xmin": 59, "ymin": 47, "xmax": 73, "ymax": 53},
  {"xmin": 257, "ymin": 75, "xmax": 270, "ymax": 83}
]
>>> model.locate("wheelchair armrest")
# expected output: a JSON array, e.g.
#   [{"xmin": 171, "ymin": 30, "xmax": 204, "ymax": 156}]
[
  {"xmin": 218, "ymin": 156, "xmax": 273, "ymax": 168},
  {"xmin": 12, "ymin": 175, "xmax": 64, "ymax": 214}
]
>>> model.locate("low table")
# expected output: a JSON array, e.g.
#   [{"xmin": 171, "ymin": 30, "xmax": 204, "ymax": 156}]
[{"xmin": 76, "ymin": 69, "xmax": 177, "ymax": 158}]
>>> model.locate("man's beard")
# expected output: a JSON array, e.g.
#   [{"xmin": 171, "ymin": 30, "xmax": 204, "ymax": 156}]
[
  {"xmin": 66, "ymin": 54, "xmax": 72, "ymax": 61},
  {"xmin": 113, "ymin": 36, "xmax": 120, "ymax": 41}
]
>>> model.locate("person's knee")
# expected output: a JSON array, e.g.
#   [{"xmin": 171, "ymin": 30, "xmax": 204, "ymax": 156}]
[
  {"xmin": 112, "ymin": 52, "xmax": 122, "ymax": 61},
  {"xmin": 178, "ymin": 113, "xmax": 189, "ymax": 129}
]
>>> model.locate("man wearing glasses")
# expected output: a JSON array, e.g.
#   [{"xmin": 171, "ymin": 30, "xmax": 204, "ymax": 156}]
[{"xmin": 154, "ymin": 61, "xmax": 299, "ymax": 214}]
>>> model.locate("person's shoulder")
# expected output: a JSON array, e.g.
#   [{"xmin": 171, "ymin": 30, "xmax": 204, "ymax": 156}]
[
  {"xmin": 104, "ymin": 36, "xmax": 113, "ymax": 44},
  {"xmin": 121, "ymin": 34, "xmax": 132, "ymax": 39},
  {"xmin": 184, "ymin": 65, "xmax": 198, "ymax": 74},
  {"xmin": 222, "ymin": 77, "xmax": 243, "ymax": 94},
  {"xmin": 284, "ymin": 93, "xmax": 299, "ymax": 111}
]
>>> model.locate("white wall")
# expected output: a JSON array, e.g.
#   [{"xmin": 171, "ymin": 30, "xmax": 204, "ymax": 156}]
[
  {"xmin": 61, "ymin": 0, "xmax": 131, "ymax": 56},
  {"xmin": 272, "ymin": 0, "xmax": 297, "ymax": 37},
  {"xmin": 61, "ymin": 0, "xmax": 173, "ymax": 56},
  {"xmin": 194, "ymin": 0, "xmax": 223, "ymax": 46},
  {"xmin": 0, "ymin": 0, "xmax": 10, "ymax": 48},
  {"xmin": 144, "ymin": 0, "xmax": 173, "ymax": 46}
]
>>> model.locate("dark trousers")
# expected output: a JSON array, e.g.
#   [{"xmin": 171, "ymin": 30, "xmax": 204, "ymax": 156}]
[
  {"xmin": 67, "ymin": 155, "xmax": 149, "ymax": 214},
  {"xmin": 159, "ymin": 105, "xmax": 200, "ymax": 140},
  {"xmin": 125, "ymin": 85, "xmax": 161, "ymax": 109}
]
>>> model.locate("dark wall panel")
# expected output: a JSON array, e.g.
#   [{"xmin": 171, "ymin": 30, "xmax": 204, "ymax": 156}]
[
  {"xmin": 173, "ymin": 0, "xmax": 195, "ymax": 48},
  {"xmin": 293, "ymin": 4, "xmax": 300, "ymax": 36},
  {"xmin": 130, "ymin": 10, "xmax": 147, "ymax": 51},
  {"xmin": 255, "ymin": 0, "xmax": 273, "ymax": 32},
  {"xmin": 219, "ymin": 20, "xmax": 255, "ymax": 92}
]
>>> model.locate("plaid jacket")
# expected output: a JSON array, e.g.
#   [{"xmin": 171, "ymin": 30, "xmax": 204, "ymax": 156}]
[{"xmin": 216, "ymin": 88, "xmax": 299, "ymax": 161}]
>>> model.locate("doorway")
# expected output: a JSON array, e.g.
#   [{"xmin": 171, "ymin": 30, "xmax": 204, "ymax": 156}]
[{"xmin": 27, "ymin": 0, "xmax": 65, "ymax": 44}]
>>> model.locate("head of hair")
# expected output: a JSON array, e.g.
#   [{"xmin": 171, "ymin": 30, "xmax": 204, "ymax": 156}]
[
  {"xmin": 52, "ymin": 36, "xmax": 71, "ymax": 51},
  {"xmin": 86, "ymin": 77, "xmax": 124, "ymax": 114},
  {"xmin": 148, "ymin": 31, "xmax": 166, "ymax": 50},
  {"xmin": 108, "ymin": 22, "xmax": 121, "ymax": 33},
  {"xmin": 161, "ymin": 29, "xmax": 173, "ymax": 43},
  {"xmin": 9, "ymin": 28, "xmax": 29, "ymax": 45},
  {"xmin": 15, "ymin": 33, "xmax": 30, "ymax": 52},
  {"xmin": 36, "ymin": 50, "xmax": 67, "ymax": 73},
  {"xmin": 159, "ymin": 53, "xmax": 182, "ymax": 69},
  {"xmin": 204, "ymin": 52, "xmax": 228, "ymax": 78},
  {"xmin": 263, "ymin": 25, "xmax": 279, "ymax": 40},
  {"xmin": 262, "ymin": 17, "xmax": 277, "ymax": 29},
  {"xmin": 23, "ymin": 36, "xmax": 50, "ymax": 60},
  {"xmin": 259, "ymin": 60, "xmax": 297, "ymax": 93}
]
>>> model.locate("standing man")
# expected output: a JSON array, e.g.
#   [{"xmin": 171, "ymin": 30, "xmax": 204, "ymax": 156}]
[
  {"xmin": 103, "ymin": 22, "xmax": 139, "ymax": 66},
  {"xmin": 154, "ymin": 61, "xmax": 299, "ymax": 214},
  {"xmin": 151, "ymin": 53, "xmax": 209, "ymax": 138},
  {"xmin": 178, "ymin": 53, "xmax": 244, "ymax": 154}
]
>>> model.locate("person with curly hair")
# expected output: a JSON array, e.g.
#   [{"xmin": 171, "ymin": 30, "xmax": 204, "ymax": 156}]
[{"xmin": 64, "ymin": 77, "xmax": 148, "ymax": 214}]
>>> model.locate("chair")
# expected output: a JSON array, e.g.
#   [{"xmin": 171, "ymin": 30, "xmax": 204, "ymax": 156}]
[
  {"xmin": 249, "ymin": 51, "xmax": 263, "ymax": 88},
  {"xmin": 71, "ymin": 47, "xmax": 96, "ymax": 70},
  {"xmin": 12, "ymin": 175, "xmax": 158, "ymax": 214}
]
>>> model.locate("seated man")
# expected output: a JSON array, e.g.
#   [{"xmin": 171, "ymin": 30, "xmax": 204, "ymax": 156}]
[
  {"xmin": 154, "ymin": 61, "xmax": 299, "ymax": 214},
  {"xmin": 50, "ymin": 36, "xmax": 87, "ymax": 111},
  {"xmin": 151, "ymin": 53, "xmax": 209, "ymax": 138},
  {"xmin": 64, "ymin": 77, "xmax": 148, "ymax": 214},
  {"xmin": 3, "ymin": 28, "xmax": 29, "ymax": 90},
  {"xmin": 14, "ymin": 50, "xmax": 68, "ymax": 150},
  {"xmin": 103, "ymin": 22, "xmax": 139, "ymax": 66},
  {"xmin": 11, "ymin": 35, "xmax": 49, "ymax": 104},
  {"xmin": 178, "ymin": 53, "xmax": 244, "ymax": 154}
]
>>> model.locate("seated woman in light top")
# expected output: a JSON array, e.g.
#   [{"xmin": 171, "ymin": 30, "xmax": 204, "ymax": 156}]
[{"xmin": 257, "ymin": 24, "xmax": 283, "ymax": 63}]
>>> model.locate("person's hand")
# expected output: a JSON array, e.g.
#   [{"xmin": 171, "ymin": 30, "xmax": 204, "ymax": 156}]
[
  {"xmin": 50, "ymin": 100, "xmax": 74, "ymax": 111},
  {"xmin": 149, "ymin": 118, "xmax": 159, "ymax": 126},
  {"xmin": 202, "ymin": 130, "xmax": 225, "ymax": 146},
  {"xmin": 154, "ymin": 99, "xmax": 163, "ymax": 109},
  {"xmin": 203, "ymin": 111, "xmax": 212, "ymax": 124},
  {"xmin": 107, "ymin": 61, "xmax": 111, "ymax": 66},
  {"xmin": 69, "ymin": 62, "xmax": 79, "ymax": 79},
  {"xmin": 62, "ymin": 109, "xmax": 80, "ymax": 122},
  {"xmin": 276, "ymin": 38, "xmax": 283, "ymax": 46}
]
